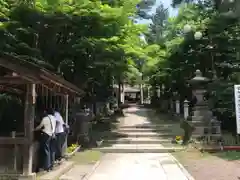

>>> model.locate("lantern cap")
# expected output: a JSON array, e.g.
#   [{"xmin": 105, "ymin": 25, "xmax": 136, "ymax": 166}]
[{"xmin": 188, "ymin": 69, "xmax": 210, "ymax": 85}]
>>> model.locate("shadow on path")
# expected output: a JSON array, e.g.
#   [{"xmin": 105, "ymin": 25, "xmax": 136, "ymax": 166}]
[
  {"xmin": 89, "ymin": 114, "xmax": 129, "ymax": 149},
  {"xmin": 144, "ymin": 110, "xmax": 185, "ymax": 147}
]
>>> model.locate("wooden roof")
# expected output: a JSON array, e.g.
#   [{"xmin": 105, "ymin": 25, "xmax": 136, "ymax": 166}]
[{"xmin": 0, "ymin": 53, "xmax": 84, "ymax": 95}]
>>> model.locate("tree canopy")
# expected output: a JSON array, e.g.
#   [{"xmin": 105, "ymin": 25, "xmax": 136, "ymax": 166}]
[
  {"xmin": 144, "ymin": 0, "xmax": 240, "ymax": 132},
  {"xmin": 0, "ymin": 0, "xmax": 161, "ymax": 103}
]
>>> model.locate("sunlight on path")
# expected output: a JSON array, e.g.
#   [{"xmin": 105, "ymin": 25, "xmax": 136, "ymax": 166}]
[{"xmin": 86, "ymin": 106, "xmax": 192, "ymax": 180}]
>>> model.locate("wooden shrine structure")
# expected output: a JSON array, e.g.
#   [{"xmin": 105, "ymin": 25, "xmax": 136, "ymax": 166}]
[{"xmin": 0, "ymin": 53, "xmax": 83, "ymax": 180}]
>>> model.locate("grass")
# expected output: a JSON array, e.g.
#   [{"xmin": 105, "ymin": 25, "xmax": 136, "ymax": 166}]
[
  {"xmin": 71, "ymin": 150, "xmax": 103, "ymax": 165},
  {"xmin": 172, "ymin": 148, "xmax": 212, "ymax": 162},
  {"xmin": 172, "ymin": 146, "xmax": 240, "ymax": 164},
  {"xmin": 212, "ymin": 151, "xmax": 240, "ymax": 161}
]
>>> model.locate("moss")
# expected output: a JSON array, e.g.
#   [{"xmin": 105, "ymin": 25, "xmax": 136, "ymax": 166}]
[{"xmin": 71, "ymin": 150, "xmax": 103, "ymax": 164}]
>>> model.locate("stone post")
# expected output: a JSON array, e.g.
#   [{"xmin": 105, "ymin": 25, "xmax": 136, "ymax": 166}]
[
  {"xmin": 147, "ymin": 85, "xmax": 150, "ymax": 104},
  {"xmin": 120, "ymin": 84, "xmax": 125, "ymax": 104},
  {"xmin": 157, "ymin": 86, "xmax": 161, "ymax": 98},
  {"xmin": 176, "ymin": 99, "xmax": 180, "ymax": 115},
  {"xmin": 170, "ymin": 99, "xmax": 174, "ymax": 113},
  {"xmin": 140, "ymin": 83, "xmax": 143, "ymax": 104},
  {"xmin": 184, "ymin": 99, "xmax": 189, "ymax": 120}
]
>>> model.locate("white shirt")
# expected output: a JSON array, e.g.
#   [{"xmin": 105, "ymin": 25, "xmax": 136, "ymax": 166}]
[
  {"xmin": 38, "ymin": 115, "xmax": 56, "ymax": 136},
  {"xmin": 54, "ymin": 111, "xmax": 64, "ymax": 134}
]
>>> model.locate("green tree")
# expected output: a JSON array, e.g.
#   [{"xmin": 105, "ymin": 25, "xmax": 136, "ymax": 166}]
[
  {"xmin": 145, "ymin": 3, "xmax": 169, "ymax": 45},
  {"xmin": 145, "ymin": 1, "xmax": 240, "ymax": 132}
]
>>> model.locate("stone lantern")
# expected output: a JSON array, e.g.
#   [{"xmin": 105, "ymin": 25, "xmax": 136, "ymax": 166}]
[
  {"xmin": 188, "ymin": 70, "xmax": 211, "ymax": 121},
  {"xmin": 188, "ymin": 69, "xmax": 219, "ymax": 137}
]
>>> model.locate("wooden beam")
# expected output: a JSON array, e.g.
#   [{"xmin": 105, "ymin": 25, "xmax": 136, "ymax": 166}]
[
  {"xmin": 0, "ymin": 85, "xmax": 24, "ymax": 94},
  {"xmin": 41, "ymin": 81, "xmax": 65, "ymax": 94},
  {"xmin": 0, "ymin": 137, "xmax": 27, "ymax": 144},
  {"xmin": 0, "ymin": 76, "xmax": 29, "ymax": 84},
  {"xmin": 0, "ymin": 57, "xmax": 40, "ymax": 82},
  {"xmin": 40, "ymin": 74, "xmax": 83, "ymax": 95}
]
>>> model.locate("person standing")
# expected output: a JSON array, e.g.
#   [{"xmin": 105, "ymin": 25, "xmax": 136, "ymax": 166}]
[
  {"xmin": 35, "ymin": 109, "xmax": 56, "ymax": 171},
  {"xmin": 54, "ymin": 109, "xmax": 65, "ymax": 161}
]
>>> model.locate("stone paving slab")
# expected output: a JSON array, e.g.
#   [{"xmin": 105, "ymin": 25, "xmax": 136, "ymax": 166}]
[
  {"xmin": 87, "ymin": 153, "xmax": 189, "ymax": 180},
  {"xmin": 59, "ymin": 164, "xmax": 93, "ymax": 180},
  {"xmin": 94, "ymin": 147, "xmax": 184, "ymax": 153},
  {"xmin": 39, "ymin": 161, "xmax": 74, "ymax": 180}
]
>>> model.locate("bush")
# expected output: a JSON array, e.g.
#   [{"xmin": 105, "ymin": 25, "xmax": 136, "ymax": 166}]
[{"xmin": 67, "ymin": 144, "xmax": 79, "ymax": 153}]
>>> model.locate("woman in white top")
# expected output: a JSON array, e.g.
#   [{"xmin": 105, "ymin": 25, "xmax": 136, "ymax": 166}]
[
  {"xmin": 35, "ymin": 109, "xmax": 56, "ymax": 171},
  {"xmin": 54, "ymin": 110, "xmax": 66, "ymax": 161}
]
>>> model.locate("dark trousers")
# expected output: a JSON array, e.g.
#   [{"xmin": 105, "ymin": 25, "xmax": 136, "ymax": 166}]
[
  {"xmin": 55, "ymin": 132, "xmax": 65, "ymax": 160},
  {"xmin": 38, "ymin": 132, "xmax": 51, "ymax": 171},
  {"xmin": 50, "ymin": 137, "xmax": 56, "ymax": 166}
]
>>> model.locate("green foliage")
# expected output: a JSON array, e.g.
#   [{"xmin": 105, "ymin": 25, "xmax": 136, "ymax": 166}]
[
  {"xmin": 0, "ymin": 0, "xmax": 163, "ymax": 106},
  {"xmin": 146, "ymin": 3, "xmax": 169, "ymax": 45},
  {"xmin": 145, "ymin": 1, "xmax": 240, "ymax": 132}
]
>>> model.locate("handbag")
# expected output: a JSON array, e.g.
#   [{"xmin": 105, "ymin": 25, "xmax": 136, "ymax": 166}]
[{"xmin": 63, "ymin": 124, "xmax": 70, "ymax": 134}]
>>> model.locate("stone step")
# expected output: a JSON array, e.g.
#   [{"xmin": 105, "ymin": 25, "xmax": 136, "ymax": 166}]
[
  {"xmin": 106, "ymin": 131, "xmax": 175, "ymax": 138},
  {"xmin": 39, "ymin": 161, "xmax": 75, "ymax": 180},
  {"xmin": 102, "ymin": 138, "xmax": 172, "ymax": 144},
  {"xmin": 94, "ymin": 147, "xmax": 184, "ymax": 153},
  {"xmin": 116, "ymin": 128, "xmax": 173, "ymax": 133},
  {"xmin": 118, "ymin": 124, "xmax": 175, "ymax": 129},
  {"xmin": 98, "ymin": 143, "xmax": 165, "ymax": 149},
  {"xmin": 101, "ymin": 134, "xmax": 175, "ymax": 139}
]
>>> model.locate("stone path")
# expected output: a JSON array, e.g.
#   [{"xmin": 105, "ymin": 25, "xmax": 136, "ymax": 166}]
[
  {"xmin": 60, "ymin": 164, "xmax": 94, "ymax": 180},
  {"xmin": 95, "ymin": 107, "xmax": 183, "ymax": 153},
  {"xmin": 85, "ymin": 106, "xmax": 193, "ymax": 180}
]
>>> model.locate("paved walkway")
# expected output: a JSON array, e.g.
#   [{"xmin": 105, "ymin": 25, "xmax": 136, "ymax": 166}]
[{"xmin": 86, "ymin": 107, "xmax": 193, "ymax": 180}]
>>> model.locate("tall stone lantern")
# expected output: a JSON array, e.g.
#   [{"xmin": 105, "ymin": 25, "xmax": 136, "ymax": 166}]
[{"xmin": 188, "ymin": 70, "xmax": 217, "ymax": 137}]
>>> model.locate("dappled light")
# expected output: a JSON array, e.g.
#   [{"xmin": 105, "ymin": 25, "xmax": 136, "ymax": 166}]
[{"xmin": 0, "ymin": 0, "xmax": 240, "ymax": 179}]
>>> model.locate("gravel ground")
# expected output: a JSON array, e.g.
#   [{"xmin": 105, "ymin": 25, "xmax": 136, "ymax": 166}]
[{"xmin": 173, "ymin": 149, "xmax": 240, "ymax": 180}]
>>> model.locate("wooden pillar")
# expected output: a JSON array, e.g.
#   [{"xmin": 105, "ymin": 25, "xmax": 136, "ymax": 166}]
[
  {"xmin": 62, "ymin": 94, "xmax": 69, "ymax": 156},
  {"xmin": 23, "ymin": 84, "xmax": 36, "ymax": 175},
  {"xmin": 65, "ymin": 94, "xmax": 69, "ymax": 125}
]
